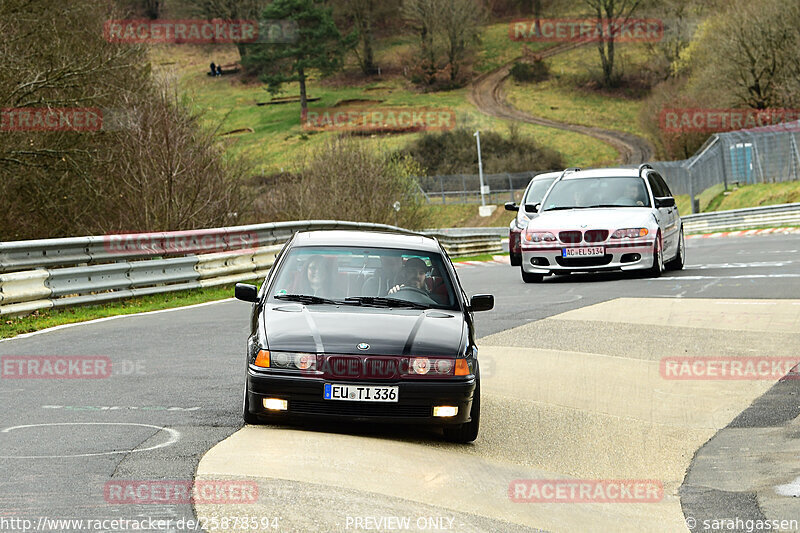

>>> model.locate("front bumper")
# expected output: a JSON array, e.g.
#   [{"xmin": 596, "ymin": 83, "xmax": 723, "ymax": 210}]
[
  {"xmin": 246, "ymin": 369, "xmax": 476, "ymax": 425},
  {"xmin": 521, "ymin": 240, "xmax": 654, "ymax": 274}
]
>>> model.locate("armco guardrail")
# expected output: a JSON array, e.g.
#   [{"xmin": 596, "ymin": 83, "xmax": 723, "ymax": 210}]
[
  {"xmin": 0, "ymin": 221, "xmax": 503, "ymax": 316},
  {"xmin": 682, "ymin": 203, "xmax": 800, "ymax": 234}
]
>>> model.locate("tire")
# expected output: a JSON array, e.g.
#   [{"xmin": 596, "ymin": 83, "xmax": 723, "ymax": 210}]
[
  {"xmin": 646, "ymin": 233, "xmax": 664, "ymax": 278},
  {"xmin": 510, "ymin": 252, "xmax": 522, "ymax": 266},
  {"xmin": 242, "ymin": 384, "xmax": 263, "ymax": 425},
  {"xmin": 665, "ymin": 229, "xmax": 685, "ymax": 271},
  {"xmin": 443, "ymin": 376, "xmax": 480, "ymax": 443},
  {"xmin": 521, "ymin": 268, "xmax": 543, "ymax": 283}
]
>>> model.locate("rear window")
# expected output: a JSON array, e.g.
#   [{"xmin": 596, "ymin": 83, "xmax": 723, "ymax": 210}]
[{"xmin": 269, "ymin": 246, "xmax": 459, "ymax": 310}]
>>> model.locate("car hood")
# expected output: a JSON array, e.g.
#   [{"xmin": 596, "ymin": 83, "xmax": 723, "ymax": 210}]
[
  {"xmin": 527, "ymin": 207, "xmax": 655, "ymax": 231},
  {"xmin": 263, "ymin": 304, "xmax": 465, "ymax": 356}
]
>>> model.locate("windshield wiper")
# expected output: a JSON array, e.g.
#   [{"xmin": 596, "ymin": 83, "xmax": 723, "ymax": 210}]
[
  {"xmin": 344, "ymin": 296, "xmax": 429, "ymax": 310},
  {"xmin": 542, "ymin": 206, "xmax": 591, "ymax": 212},
  {"xmin": 586, "ymin": 204, "xmax": 642, "ymax": 208},
  {"xmin": 274, "ymin": 293, "xmax": 340, "ymax": 305}
]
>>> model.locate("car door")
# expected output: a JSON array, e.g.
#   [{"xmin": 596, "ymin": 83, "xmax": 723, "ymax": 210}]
[{"xmin": 648, "ymin": 173, "xmax": 677, "ymax": 256}]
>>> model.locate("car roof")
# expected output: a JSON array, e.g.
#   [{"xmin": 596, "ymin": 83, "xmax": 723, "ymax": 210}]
[
  {"xmin": 531, "ymin": 171, "xmax": 561, "ymax": 181},
  {"xmin": 560, "ymin": 168, "xmax": 645, "ymax": 179},
  {"xmin": 293, "ymin": 230, "xmax": 442, "ymax": 253}
]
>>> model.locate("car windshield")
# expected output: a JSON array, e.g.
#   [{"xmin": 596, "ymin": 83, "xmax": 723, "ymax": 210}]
[
  {"xmin": 523, "ymin": 177, "xmax": 557, "ymax": 205},
  {"xmin": 541, "ymin": 177, "xmax": 650, "ymax": 211},
  {"xmin": 268, "ymin": 246, "xmax": 459, "ymax": 310}
]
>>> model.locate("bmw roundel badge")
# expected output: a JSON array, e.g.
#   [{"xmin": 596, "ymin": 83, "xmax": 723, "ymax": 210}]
[{"xmin": 357, "ymin": 342, "xmax": 370, "ymax": 351}]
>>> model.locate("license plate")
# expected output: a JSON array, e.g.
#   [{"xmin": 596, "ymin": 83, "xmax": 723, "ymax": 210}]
[
  {"xmin": 324, "ymin": 383, "xmax": 398, "ymax": 402},
  {"xmin": 562, "ymin": 247, "xmax": 605, "ymax": 257}
]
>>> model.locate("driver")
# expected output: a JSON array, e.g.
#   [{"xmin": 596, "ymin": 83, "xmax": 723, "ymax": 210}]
[
  {"xmin": 618, "ymin": 181, "xmax": 645, "ymax": 206},
  {"xmin": 388, "ymin": 257, "xmax": 429, "ymax": 295}
]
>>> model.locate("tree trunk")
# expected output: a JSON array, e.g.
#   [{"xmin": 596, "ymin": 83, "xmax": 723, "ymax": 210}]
[
  {"xmin": 298, "ymin": 66, "xmax": 308, "ymax": 113},
  {"xmin": 361, "ymin": 1, "xmax": 376, "ymax": 74}
]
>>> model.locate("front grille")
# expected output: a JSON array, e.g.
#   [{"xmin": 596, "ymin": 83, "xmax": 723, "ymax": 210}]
[
  {"xmin": 555, "ymin": 255, "xmax": 613, "ymax": 267},
  {"xmin": 559, "ymin": 231, "xmax": 582, "ymax": 243},
  {"xmin": 290, "ymin": 400, "xmax": 431, "ymax": 418},
  {"xmin": 584, "ymin": 230, "xmax": 609, "ymax": 242}
]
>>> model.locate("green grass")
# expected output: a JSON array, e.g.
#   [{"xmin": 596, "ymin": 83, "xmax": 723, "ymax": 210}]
[
  {"xmin": 452, "ymin": 252, "xmax": 508, "ymax": 262},
  {"xmin": 711, "ymin": 181, "xmax": 800, "ymax": 211},
  {"xmin": 675, "ymin": 182, "xmax": 800, "ymax": 216},
  {"xmin": 504, "ymin": 44, "xmax": 649, "ymax": 138},
  {"xmin": 0, "ymin": 284, "xmax": 240, "ymax": 340},
  {"xmin": 475, "ymin": 22, "xmax": 551, "ymax": 73},
  {"xmin": 152, "ymin": 29, "xmax": 619, "ymax": 175}
]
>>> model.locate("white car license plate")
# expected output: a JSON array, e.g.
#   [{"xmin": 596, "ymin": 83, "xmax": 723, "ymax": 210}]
[
  {"xmin": 562, "ymin": 247, "xmax": 605, "ymax": 258},
  {"xmin": 323, "ymin": 383, "xmax": 398, "ymax": 402}
]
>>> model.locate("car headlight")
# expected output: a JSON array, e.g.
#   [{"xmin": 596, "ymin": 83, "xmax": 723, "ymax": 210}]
[
  {"xmin": 258, "ymin": 351, "xmax": 317, "ymax": 371},
  {"xmin": 406, "ymin": 357, "xmax": 459, "ymax": 376},
  {"xmin": 611, "ymin": 228, "xmax": 649, "ymax": 239},
  {"xmin": 524, "ymin": 231, "xmax": 556, "ymax": 243}
]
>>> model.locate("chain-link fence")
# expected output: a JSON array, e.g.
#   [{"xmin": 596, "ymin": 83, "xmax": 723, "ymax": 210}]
[
  {"xmin": 418, "ymin": 120, "xmax": 800, "ymax": 213},
  {"xmin": 416, "ymin": 171, "xmax": 548, "ymax": 204}
]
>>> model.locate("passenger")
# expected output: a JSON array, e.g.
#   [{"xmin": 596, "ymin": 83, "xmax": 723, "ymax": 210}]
[
  {"xmin": 296, "ymin": 256, "xmax": 333, "ymax": 297},
  {"xmin": 388, "ymin": 257, "xmax": 430, "ymax": 295}
]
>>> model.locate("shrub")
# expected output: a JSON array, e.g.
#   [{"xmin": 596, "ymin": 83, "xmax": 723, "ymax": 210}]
[
  {"xmin": 510, "ymin": 59, "xmax": 549, "ymax": 83},
  {"xmin": 399, "ymin": 126, "xmax": 563, "ymax": 176},
  {"xmin": 253, "ymin": 137, "xmax": 431, "ymax": 230}
]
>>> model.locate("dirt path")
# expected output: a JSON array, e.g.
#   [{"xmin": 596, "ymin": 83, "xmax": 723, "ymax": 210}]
[{"xmin": 469, "ymin": 42, "xmax": 655, "ymax": 165}]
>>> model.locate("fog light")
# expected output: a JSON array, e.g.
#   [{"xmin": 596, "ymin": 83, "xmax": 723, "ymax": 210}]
[
  {"xmin": 433, "ymin": 406, "xmax": 458, "ymax": 417},
  {"xmin": 263, "ymin": 398, "xmax": 287, "ymax": 411}
]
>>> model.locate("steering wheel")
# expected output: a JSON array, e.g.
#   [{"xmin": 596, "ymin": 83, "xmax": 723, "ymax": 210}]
[{"xmin": 391, "ymin": 286, "xmax": 437, "ymax": 305}]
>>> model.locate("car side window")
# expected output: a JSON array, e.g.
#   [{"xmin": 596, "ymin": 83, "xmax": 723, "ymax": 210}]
[
  {"xmin": 647, "ymin": 173, "xmax": 666, "ymax": 198},
  {"xmin": 654, "ymin": 172, "xmax": 673, "ymax": 197}
]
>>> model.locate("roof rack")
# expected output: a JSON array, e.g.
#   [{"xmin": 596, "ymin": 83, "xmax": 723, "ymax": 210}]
[
  {"xmin": 638, "ymin": 163, "xmax": 653, "ymax": 177},
  {"xmin": 556, "ymin": 167, "xmax": 581, "ymax": 181}
]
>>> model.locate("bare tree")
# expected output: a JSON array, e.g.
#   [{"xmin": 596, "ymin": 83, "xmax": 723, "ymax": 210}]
[
  {"xmin": 440, "ymin": 0, "xmax": 485, "ymax": 83},
  {"xmin": 402, "ymin": 0, "xmax": 484, "ymax": 87},
  {"xmin": 255, "ymin": 137, "xmax": 430, "ymax": 229},
  {"xmin": 583, "ymin": 0, "xmax": 643, "ymax": 86},
  {"xmin": 403, "ymin": 0, "xmax": 444, "ymax": 85},
  {"xmin": 103, "ymin": 79, "xmax": 249, "ymax": 232},
  {"xmin": 690, "ymin": 0, "xmax": 800, "ymax": 109},
  {"xmin": 193, "ymin": 0, "xmax": 270, "ymax": 60}
]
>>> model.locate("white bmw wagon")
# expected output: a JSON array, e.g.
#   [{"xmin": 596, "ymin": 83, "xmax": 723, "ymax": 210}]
[{"xmin": 520, "ymin": 165, "xmax": 685, "ymax": 282}]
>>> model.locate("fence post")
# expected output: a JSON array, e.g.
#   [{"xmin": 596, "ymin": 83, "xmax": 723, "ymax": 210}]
[{"xmin": 440, "ymin": 175, "xmax": 446, "ymax": 204}]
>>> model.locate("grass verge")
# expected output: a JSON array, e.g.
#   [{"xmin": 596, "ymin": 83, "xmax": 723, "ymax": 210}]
[{"xmin": 0, "ymin": 284, "xmax": 240, "ymax": 340}]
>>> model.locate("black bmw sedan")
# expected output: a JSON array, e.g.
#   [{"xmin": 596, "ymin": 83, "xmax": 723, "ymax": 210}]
[{"xmin": 234, "ymin": 230, "xmax": 494, "ymax": 443}]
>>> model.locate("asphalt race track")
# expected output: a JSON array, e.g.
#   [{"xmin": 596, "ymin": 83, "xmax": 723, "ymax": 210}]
[{"xmin": 1, "ymin": 233, "xmax": 799, "ymax": 532}]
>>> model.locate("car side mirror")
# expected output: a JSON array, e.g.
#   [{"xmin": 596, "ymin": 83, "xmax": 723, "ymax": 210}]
[
  {"xmin": 655, "ymin": 197, "xmax": 675, "ymax": 208},
  {"xmin": 504, "ymin": 202, "xmax": 519, "ymax": 212},
  {"xmin": 235, "ymin": 283, "xmax": 258, "ymax": 303},
  {"xmin": 524, "ymin": 203, "xmax": 539, "ymax": 214},
  {"xmin": 469, "ymin": 294, "xmax": 494, "ymax": 312}
]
